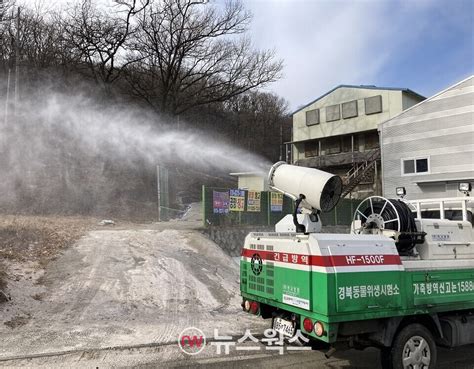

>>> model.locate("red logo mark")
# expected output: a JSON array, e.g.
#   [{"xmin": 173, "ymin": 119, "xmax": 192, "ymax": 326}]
[{"xmin": 178, "ymin": 327, "xmax": 206, "ymax": 355}]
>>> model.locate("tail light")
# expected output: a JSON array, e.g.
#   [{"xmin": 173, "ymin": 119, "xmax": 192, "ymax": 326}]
[
  {"xmin": 303, "ymin": 318, "xmax": 314, "ymax": 333},
  {"xmin": 250, "ymin": 301, "xmax": 259, "ymax": 314},
  {"xmin": 314, "ymin": 321, "xmax": 324, "ymax": 337}
]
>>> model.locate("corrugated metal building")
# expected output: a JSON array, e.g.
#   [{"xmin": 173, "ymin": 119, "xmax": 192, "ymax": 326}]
[{"xmin": 379, "ymin": 75, "xmax": 474, "ymax": 199}]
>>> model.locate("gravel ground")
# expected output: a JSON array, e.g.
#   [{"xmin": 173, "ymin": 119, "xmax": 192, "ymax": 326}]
[{"xmin": 0, "ymin": 218, "xmax": 266, "ymax": 366}]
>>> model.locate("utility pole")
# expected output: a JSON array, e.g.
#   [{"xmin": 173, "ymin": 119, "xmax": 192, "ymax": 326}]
[
  {"xmin": 1, "ymin": 2, "xmax": 11, "ymax": 128},
  {"xmin": 13, "ymin": 6, "xmax": 19, "ymax": 113},
  {"xmin": 156, "ymin": 165, "xmax": 161, "ymax": 221},
  {"xmin": 279, "ymin": 120, "xmax": 283, "ymax": 161},
  {"xmin": 3, "ymin": 5, "xmax": 20, "ymax": 123},
  {"xmin": 3, "ymin": 68, "xmax": 10, "ymax": 126}
]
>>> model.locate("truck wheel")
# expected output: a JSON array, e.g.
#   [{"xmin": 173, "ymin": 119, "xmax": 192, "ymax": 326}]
[
  {"xmin": 386, "ymin": 323, "xmax": 437, "ymax": 369},
  {"xmin": 380, "ymin": 347, "xmax": 393, "ymax": 369}
]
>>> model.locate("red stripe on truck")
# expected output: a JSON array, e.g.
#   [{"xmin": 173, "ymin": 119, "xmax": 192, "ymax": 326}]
[{"xmin": 241, "ymin": 249, "xmax": 401, "ymax": 267}]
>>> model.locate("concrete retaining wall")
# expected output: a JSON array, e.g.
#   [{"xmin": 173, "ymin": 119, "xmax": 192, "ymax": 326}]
[
  {"xmin": 203, "ymin": 225, "xmax": 350, "ymax": 256},
  {"xmin": 203, "ymin": 226, "xmax": 273, "ymax": 257}
]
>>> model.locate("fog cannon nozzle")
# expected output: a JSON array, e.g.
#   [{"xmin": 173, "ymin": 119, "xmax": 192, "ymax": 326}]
[{"xmin": 267, "ymin": 162, "xmax": 342, "ymax": 213}]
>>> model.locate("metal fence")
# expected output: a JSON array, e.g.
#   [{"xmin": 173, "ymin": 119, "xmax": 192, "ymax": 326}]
[
  {"xmin": 319, "ymin": 198, "xmax": 362, "ymax": 226},
  {"xmin": 202, "ymin": 186, "xmax": 293, "ymax": 227},
  {"xmin": 202, "ymin": 185, "xmax": 361, "ymax": 228}
]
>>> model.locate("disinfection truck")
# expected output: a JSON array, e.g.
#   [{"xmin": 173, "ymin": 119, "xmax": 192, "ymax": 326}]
[{"xmin": 240, "ymin": 162, "xmax": 474, "ymax": 369}]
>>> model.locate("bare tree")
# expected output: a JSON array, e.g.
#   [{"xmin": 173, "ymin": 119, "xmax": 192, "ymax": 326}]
[
  {"xmin": 18, "ymin": 11, "xmax": 63, "ymax": 70},
  {"xmin": 223, "ymin": 91, "xmax": 291, "ymax": 161},
  {"xmin": 124, "ymin": 0, "xmax": 283, "ymax": 115},
  {"xmin": 0, "ymin": 0, "xmax": 13, "ymax": 22},
  {"xmin": 0, "ymin": 6, "xmax": 77, "ymax": 98},
  {"xmin": 63, "ymin": 0, "xmax": 149, "ymax": 85},
  {"xmin": 0, "ymin": 1, "xmax": 15, "ymax": 70}
]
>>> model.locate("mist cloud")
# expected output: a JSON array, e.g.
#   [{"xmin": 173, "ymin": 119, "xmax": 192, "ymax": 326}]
[{"xmin": 0, "ymin": 89, "xmax": 270, "ymax": 216}]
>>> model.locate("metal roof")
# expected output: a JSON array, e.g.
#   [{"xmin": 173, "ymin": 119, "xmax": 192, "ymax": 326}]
[
  {"xmin": 379, "ymin": 75, "xmax": 474, "ymax": 128},
  {"xmin": 292, "ymin": 84, "xmax": 425, "ymax": 115}
]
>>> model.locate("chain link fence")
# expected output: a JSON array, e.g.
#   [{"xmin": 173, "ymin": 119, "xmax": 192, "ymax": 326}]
[
  {"xmin": 202, "ymin": 186, "xmax": 293, "ymax": 227},
  {"xmin": 319, "ymin": 198, "xmax": 362, "ymax": 226}
]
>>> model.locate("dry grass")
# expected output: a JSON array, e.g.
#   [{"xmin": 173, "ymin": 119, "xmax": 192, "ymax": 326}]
[
  {"xmin": 0, "ymin": 215, "xmax": 97, "ymax": 262},
  {"xmin": 0, "ymin": 215, "xmax": 98, "ymax": 289},
  {"xmin": 0, "ymin": 267, "xmax": 7, "ymax": 290},
  {"xmin": 4, "ymin": 314, "xmax": 30, "ymax": 329}
]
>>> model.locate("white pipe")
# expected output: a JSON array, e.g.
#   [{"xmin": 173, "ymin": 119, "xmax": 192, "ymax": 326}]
[
  {"xmin": 416, "ymin": 201, "xmax": 422, "ymax": 219},
  {"xmin": 462, "ymin": 200, "xmax": 467, "ymax": 222}
]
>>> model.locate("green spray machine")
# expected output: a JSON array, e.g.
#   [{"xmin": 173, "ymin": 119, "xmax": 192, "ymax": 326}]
[{"xmin": 240, "ymin": 162, "xmax": 474, "ymax": 369}]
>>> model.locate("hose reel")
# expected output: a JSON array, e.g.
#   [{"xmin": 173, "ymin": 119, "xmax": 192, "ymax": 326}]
[{"xmin": 352, "ymin": 196, "xmax": 425, "ymax": 255}]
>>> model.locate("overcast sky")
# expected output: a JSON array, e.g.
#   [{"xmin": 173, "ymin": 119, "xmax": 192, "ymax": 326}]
[
  {"xmin": 23, "ymin": 0, "xmax": 474, "ymax": 111},
  {"xmin": 243, "ymin": 0, "xmax": 473, "ymax": 111}
]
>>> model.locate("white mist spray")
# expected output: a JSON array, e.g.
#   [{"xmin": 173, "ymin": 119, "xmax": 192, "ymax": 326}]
[{"xmin": 0, "ymin": 90, "xmax": 272, "ymax": 215}]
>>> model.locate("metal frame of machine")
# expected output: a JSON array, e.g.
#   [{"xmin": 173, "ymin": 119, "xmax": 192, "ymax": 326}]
[{"xmin": 240, "ymin": 162, "xmax": 474, "ymax": 369}]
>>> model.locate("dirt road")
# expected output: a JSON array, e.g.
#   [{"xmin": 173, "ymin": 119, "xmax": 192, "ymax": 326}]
[{"xmin": 0, "ymin": 221, "xmax": 265, "ymax": 363}]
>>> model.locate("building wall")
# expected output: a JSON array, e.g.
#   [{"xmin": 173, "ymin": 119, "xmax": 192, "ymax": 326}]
[
  {"xmin": 238, "ymin": 175, "xmax": 267, "ymax": 191},
  {"xmin": 380, "ymin": 76, "xmax": 474, "ymax": 199},
  {"xmin": 402, "ymin": 93, "xmax": 422, "ymax": 111},
  {"xmin": 294, "ymin": 88, "xmax": 400, "ymax": 142},
  {"xmin": 292, "ymin": 87, "xmax": 423, "ymax": 161}
]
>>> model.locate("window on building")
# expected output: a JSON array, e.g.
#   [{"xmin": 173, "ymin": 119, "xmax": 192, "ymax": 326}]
[
  {"xmin": 341, "ymin": 135, "xmax": 352, "ymax": 152},
  {"xmin": 318, "ymin": 135, "xmax": 358, "ymax": 155},
  {"xmin": 305, "ymin": 109, "xmax": 320, "ymax": 125},
  {"xmin": 304, "ymin": 141, "xmax": 319, "ymax": 157},
  {"xmin": 326, "ymin": 104, "xmax": 340, "ymax": 122},
  {"xmin": 404, "ymin": 160, "xmax": 415, "ymax": 174},
  {"xmin": 419, "ymin": 210, "xmax": 473, "ymax": 225},
  {"xmin": 365, "ymin": 95, "xmax": 383, "ymax": 115},
  {"xmin": 364, "ymin": 131, "xmax": 380, "ymax": 150},
  {"xmin": 353, "ymin": 134, "xmax": 360, "ymax": 151},
  {"xmin": 342, "ymin": 100, "xmax": 358, "ymax": 119},
  {"xmin": 416, "ymin": 158, "xmax": 428, "ymax": 173},
  {"xmin": 402, "ymin": 157, "xmax": 429, "ymax": 175},
  {"xmin": 323, "ymin": 136, "xmax": 341, "ymax": 154}
]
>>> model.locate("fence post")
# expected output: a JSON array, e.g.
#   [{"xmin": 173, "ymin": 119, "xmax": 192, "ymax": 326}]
[
  {"xmin": 156, "ymin": 165, "xmax": 161, "ymax": 222},
  {"xmin": 267, "ymin": 192, "xmax": 271, "ymax": 226},
  {"xmin": 202, "ymin": 185, "xmax": 206, "ymax": 228},
  {"xmin": 350, "ymin": 199, "xmax": 353, "ymax": 223}
]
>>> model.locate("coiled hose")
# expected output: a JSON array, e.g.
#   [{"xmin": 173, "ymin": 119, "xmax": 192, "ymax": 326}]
[{"xmin": 361, "ymin": 198, "xmax": 419, "ymax": 254}]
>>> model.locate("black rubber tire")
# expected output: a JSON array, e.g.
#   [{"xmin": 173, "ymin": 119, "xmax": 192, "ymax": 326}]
[
  {"xmin": 380, "ymin": 347, "xmax": 393, "ymax": 369},
  {"xmin": 384, "ymin": 323, "xmax": 437, "ymax": 369}
]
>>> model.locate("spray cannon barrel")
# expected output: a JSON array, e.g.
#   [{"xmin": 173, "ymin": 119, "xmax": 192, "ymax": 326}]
[{"xmin": 268, "ymin": 162, "xmax": 342, "ymax": 213}]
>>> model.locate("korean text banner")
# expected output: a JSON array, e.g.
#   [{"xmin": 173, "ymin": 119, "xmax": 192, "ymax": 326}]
[
  {"xmin": 247, "ymin": 191, "xmax": 261, "ymax": 212},
  {"xmin": 271, "ymin": 192, "xmax": 283, "ymax": 212},
  {"xmin": 230, "ymin": 189, "xmax": 245, "ymax": 212},
  {"xmin": 213, "ymin": 191, "xmax": 230, "ymax": 214}
]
